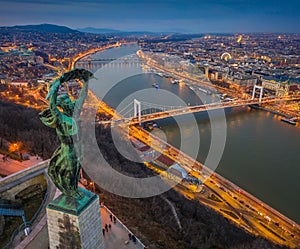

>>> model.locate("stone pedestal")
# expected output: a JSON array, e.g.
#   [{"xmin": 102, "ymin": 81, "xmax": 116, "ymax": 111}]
[{"xmin": 46, "ymin": 187, "xmax": 104, "ymax": 249}]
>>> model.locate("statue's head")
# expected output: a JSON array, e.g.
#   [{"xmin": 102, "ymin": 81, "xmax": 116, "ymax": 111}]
[{"xmin": 57, "ymin": 94, "xmax": 75, "ymax": 116}]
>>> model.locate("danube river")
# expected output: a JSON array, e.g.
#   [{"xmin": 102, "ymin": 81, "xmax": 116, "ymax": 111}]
[{"xmin": 79, "ymin": 44, "xmax": 300, "ymax": 224}]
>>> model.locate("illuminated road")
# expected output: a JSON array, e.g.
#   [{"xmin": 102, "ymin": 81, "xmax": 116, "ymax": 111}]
[
  {"xmin": 93, "ymin": 98, "xmax": 300, "ymax": 247},
  {"xmin": 128, "ymin": 125, "xmax": 300, "ymax": 248},
  {"xmin": 137, "ymin": 50, "xmax": 240, "ymax": 98},
  {"xmin": 70, "ymin": 42, "xmax": 125, "ymax": 70}
]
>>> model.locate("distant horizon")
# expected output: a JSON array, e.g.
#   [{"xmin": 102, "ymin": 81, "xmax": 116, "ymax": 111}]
[
  {"xmin": 0, "ymin": 0, "xmax": 299, "ymax": 33},
  {"xmin": 1, "ymin": 23, "xmax": 300, "ymax": 35}
]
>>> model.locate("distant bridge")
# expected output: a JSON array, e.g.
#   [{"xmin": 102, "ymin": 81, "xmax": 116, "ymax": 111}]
[
  {"xmin": 75, "ymin": 57, "xmax": 142, "ymax": 71},
  {"xmin": 77, "ymin": 57, "xmax": 141, "ymax": 63}
]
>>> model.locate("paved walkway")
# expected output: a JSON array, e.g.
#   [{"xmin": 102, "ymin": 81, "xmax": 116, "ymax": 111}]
[
  {"xmin": 0, "ymin": 154, "xmax": 43, "ymax": 176},
  {"xmin": 101, "ymin": 205, "xmax": 144, "ymax": 249}
]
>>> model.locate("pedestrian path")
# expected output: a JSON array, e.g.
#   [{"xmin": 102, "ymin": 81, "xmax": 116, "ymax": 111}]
[
  {"xmin": 101, "ymin": 205, "xmax": 145, "ymax": 249},
  {"xmin": 0, "ymin": 154, "xmax": 43, "ymax": 176}
]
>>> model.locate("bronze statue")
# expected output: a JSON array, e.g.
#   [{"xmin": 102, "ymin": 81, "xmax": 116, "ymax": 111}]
[{"xmin": 39, "ymin": 69, "xmax": 94, "ymax": 199}]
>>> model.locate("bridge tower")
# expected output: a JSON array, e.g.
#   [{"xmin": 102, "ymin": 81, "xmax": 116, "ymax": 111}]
[
  {"xmin": 252, "ymin": 85, "xmax": 264, "ymax": 102},
  {"xmin": 88, "ymin": 59, "xmax": 91, "ymax": 70},
  {"xmin": 134, "ymin": 99, "xmax": 141, "ymax": 125}
]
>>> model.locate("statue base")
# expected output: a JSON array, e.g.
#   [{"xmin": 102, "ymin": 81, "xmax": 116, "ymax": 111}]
[{"xmin": 46, "ymin": 187, "xmax": 104, "ymax": 249}]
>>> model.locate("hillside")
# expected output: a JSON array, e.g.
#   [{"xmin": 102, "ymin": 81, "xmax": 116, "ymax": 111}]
[{"xmin": 0, "ymin": 24, "xmax": 80, "ymax": 33}]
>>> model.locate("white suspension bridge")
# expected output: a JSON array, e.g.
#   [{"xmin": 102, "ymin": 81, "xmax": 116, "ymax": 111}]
[{"xmin": 98, "ymin": 93, "xmax": 300, "ymax": 126}]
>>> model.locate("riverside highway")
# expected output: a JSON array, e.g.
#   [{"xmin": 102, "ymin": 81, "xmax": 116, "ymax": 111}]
[
  {"xmin": 72, "ymin": 45, "xmax": 300, "ymax": 248},
  {"xmin": 92, "ymin": 97, "xmax": 300, "ymax": 248}
]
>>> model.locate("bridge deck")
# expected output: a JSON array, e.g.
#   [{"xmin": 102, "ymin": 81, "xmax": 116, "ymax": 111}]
[{"xmin": 98, "ymin": 95, "xmax": 300, "ymax": 125}]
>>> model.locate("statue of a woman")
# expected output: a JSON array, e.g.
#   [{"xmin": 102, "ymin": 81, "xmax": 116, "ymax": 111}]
[{"xmin": 39, "ymin": 69, "xmax": 94, "ymax": 199}]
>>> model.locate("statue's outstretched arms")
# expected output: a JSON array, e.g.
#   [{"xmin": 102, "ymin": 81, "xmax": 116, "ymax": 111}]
[
  {"xmin": 73, "ymin": 69, "xmax": 94, "ymax": 117},
  {"xmin": 48, "ymin": 79, "xmax": 62, "ymax": 120},
  {"xmin": 76, "ymin": 80, "xmax": 89, "ymax": 111},
  {"xmin": 60, "ymin": 68, "xmax": 94, "ymax": 84},
  {"xmin": 39, "ymin": 79, "xmax": 61, "ymax": 128},
  {"xmin": 46, "ymin": 79, "xmax": 60, "ymax": 100}
]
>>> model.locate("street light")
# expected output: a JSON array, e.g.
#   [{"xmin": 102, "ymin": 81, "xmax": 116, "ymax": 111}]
[
  {"xmin": 89, "ymin": 181, "xmax": 95, "ymax": 192},
  {"xmin": 13, "ymin": 143, "xmax": 20, "ymax": 158},
  {"xmin": 8, "ymin": 142, "xmax": 22, "ymax": 159}
]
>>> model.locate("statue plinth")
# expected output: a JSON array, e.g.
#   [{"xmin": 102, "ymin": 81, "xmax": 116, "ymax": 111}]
[{"xmin": 46, "ymin": 187, "xmax": 104, "ymax": 249}]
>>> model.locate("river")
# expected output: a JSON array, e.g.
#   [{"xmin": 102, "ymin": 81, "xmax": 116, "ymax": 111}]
[{"xmin": 77, "ymin": 44, "xmax": 300, "ymax": 225}]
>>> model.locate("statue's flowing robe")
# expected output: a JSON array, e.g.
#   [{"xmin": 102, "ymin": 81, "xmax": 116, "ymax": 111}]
[{"xmin": 40, "ymin": 107, "xmax": 81, "ymax": 198}]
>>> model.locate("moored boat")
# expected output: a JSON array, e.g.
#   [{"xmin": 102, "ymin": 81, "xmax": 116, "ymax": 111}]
[
  {"xmin": 152, "ymin": 82, "xmax": 159, "ymax": 88},
  {"xmin": 281, "ymin": 117, "xmax": 296, "ymax": 125},
  {"xmin": 198, "ymin": 87, "xmax": 212, "ymax": 95}
]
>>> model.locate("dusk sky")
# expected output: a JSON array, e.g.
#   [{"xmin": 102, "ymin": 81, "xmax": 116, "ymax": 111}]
[{"xmin": 0, "ymin": 0, "xmax": 299, "ymax": 33}]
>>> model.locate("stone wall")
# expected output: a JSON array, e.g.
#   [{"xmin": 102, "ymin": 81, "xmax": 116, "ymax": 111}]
[{"xmin": 0, "ymin": 161, "xmax": 48, "ymax": 200}]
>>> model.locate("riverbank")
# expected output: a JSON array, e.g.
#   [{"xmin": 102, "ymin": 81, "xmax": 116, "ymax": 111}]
[
  {"xmin": 250, "ymin": 105, "xmax": 299, "ymax": 126},
  {"xmin": 254, "ymin": 106, "xmax": 292, "ymax": 118}
]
